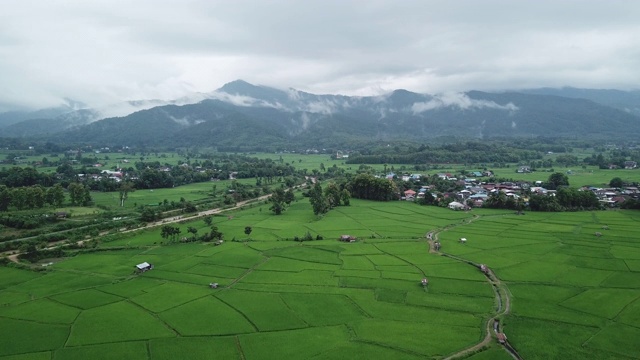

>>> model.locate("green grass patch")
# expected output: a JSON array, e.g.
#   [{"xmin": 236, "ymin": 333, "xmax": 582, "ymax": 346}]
[
  {"xmin": 0, "ymin": 298, "xmax": 79, "ymax": 324},
  {"xmin": 130, "ymin": 282, "xmax": 211, "ymax": 312},
  {"xmin": 405, "ymin": 291, "xmax": 494, "ymax": 314},
  {"xmin": 0, "ymin": 318, "xmax": 68, "ymax": 356},
  {"xmin": 280, "ymin": 292, "xmax": 368, "ymax": 326},
  {"xmin": 239, "ymin": 325, "xmax": 350, "ymax": 360},
  {"xmin": 0, "ymin": 267, "xmax": 43, "ymax": 290},
  {"xmin": 585, "ymin": 322, "xmax": 640, "ymax": 359},
  {"xmin": 66, "ymin": 301, "xmax": 175, "ymax": 345},
  {"xmin": 53, "ymin": 342, "xmax": 147, "ymax": 360},
  {"xmin": 560, "ymin": 288, "xmax": 638, "ymax": 319},
  {"xmin": 216, "ymin": 290, "xmax": 307, "ymax": 331},
  {"xmin": 159, "ymin": 296, "xmax": 255, "ymax": 336},
  {"xmin": 149, "ymin": 337, "xmax": 240, "ymax": 360},
  {"xmin": 51, "ymin": 289, "xmax": 122, "ymax": 310},
  {"xmin": 352, "ymin": 319, "xmax": 478, "ymax": 357}
]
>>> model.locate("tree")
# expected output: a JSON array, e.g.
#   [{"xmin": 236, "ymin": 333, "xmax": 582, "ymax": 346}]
[
  {"xmin": 160, "ymin": 225, "xmax": 174, "ymax": 241},
  {"xmin": 284, "ymin": 188, "xmax": 295, "ymax": 206},
  {"xmin": 208, "ymin": 225, "xmax": 223, "ymax": 241},
  {"xmin": 119, "ymin": 182, "xmax": 135, "ymax": 207},
  {"xmin": 183, "ymin": 201, "xmax": 197, "ymax": 213},
  {"xmin": 68, "ymin": 182, "xmax": 84, "ymax": 205},
  {"xmin": 244, "ymin": 226, "xmax": 252, "ymax": 238},
  {"xmin": 46, "ymin": 184, "xmax": 65, "ymax": 207},
  {"xmin": 140, "ymin": 207, "xmax": 157, "ymax": 222},
  {"xmin": 0, "ymin": 185, "xmax": 11, "ymax": 211},
  {"xmin": 309, "ymin": 182, "xmax": 328, "ymax": 215},
  {"xmin": 340, "ymin": 189, "xmax": 351, "ymax": 206},
  {"xmin": 270, "ymin": 187, "xmax": 286, "ymax": 215},
  {"xmin": 68, "ymin": 183, "xmax": 91, "ymax": 206},
  {"xmin": 324, "ymin": 183, "xmax": 342, "ymax": 209},
  {"xmin": 187, "ymin": 226, "xmax": 198, "ymax": 240},
  {"xmin": 609, "ymin": 177, "xmax": 624, "ymax": 188},
  {"xmin": 203, "ymin": 216, "xmax": 213, "ymax": 226},
  {"xmin": 546, "ymin": 172, "xmax": 569, "ymax": 190}
]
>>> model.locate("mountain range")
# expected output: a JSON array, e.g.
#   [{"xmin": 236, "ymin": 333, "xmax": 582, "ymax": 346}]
[{"xmin": 2, "ymin": 81, "xmax": 640, "ymax": 149}]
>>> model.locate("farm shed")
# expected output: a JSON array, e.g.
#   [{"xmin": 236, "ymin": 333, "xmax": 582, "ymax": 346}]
[
  {"xmin": 209, "ymin": 283, "xmax": 219, "ymax": 289},
  {"xmin": 459, "ymin": 237, "xmax": 467, "ymax": 243},
  {"xmin": 135, "ymin": 262, "xmax": 153, "ymax": 272},
  {"xmin": 339, "ymin": 235, "xmax": 357, "ymax": 242}
]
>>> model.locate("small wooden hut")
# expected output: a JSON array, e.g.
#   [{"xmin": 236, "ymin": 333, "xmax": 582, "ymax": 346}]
[
  {"xmin": 339, "ymin": 235, "xmax": 357, "ymax": 243},
  {"xmin": 479, "ymin": 264, "xmax": 489, "ymax": 274}
]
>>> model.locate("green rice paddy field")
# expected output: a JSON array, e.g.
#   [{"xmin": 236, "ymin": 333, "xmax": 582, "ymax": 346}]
[{"xmin": 1, "ymin": 200, "xmax": 640, "ymax": 359}]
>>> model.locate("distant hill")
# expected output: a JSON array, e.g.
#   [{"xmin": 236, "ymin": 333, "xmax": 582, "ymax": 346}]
[
  {"xmin": 516, "ymin": 87, "xmax": 640, "ymax": 116},
  {"xmin": 10, "ymin": 81, "xmax": 640, "ymax": 148}
]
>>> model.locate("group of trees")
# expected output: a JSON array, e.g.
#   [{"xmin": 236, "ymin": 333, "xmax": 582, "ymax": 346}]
[
  {"xmin": 269, "ymin": 187, "xmax": 295, "ymax": 215},
  {"xmin": 67, "ymin": 183, "xmax": 92, "ymax": 206},
  {"xmin": 308, "ymin": 182, "xmax": 350, "ymax": 216},
  {"xmin": 347, "ymin": 174, "xmax": 398, "ymax": 201},
  {"xmin": 0, "ymin": 184, "xmax": 66, "ymax": 211},
  {"xmin": 347, "ymin": 141, "xmax": 543, "ymax": 165},
  {"xmin": 528, "ymin": 188, "xmax": 600, "ymax": 211}
]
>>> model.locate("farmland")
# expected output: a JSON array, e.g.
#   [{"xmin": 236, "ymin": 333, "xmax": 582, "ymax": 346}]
[{"xmin": 1, "ymin": 199, "xmax": 640, "ymax": 359}]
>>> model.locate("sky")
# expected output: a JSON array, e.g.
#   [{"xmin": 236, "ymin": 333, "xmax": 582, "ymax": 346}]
[{"xmin": 1, "ymin": 0, "xmax": 640, "ymax": 110}]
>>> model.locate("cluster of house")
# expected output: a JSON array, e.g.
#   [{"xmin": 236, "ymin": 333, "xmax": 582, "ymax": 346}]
[
  {"xmin": 399, "ymin": 170, "xmax": 639, "ymax": 209},
  {"xmin": 77, "ymin": 169, "xmax": 124, "ymax": 182}
]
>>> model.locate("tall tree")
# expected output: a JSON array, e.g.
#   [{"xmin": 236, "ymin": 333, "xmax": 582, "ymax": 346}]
[
  {"xmin": 546, "ymin": 172, "xmax": 569, "ymax": 190},
  {"xmin": 119, "ymin": 182, "xmax": 135, "ymax": 207},
  {"xmin": 46, "ymin": 184, "xmax": 65, "ymax": 207},
  {"xmin": 270, "ymin": 187, "xmax": 286, "ymax": 215},
  {"xmin": 324, "ymin": 183, "xmax": 342, "ymax": 209},
  {"xmin": 0, "ymin": 185, "xmax": 11, "ymax": 211},
  {"xmin": 309, "ymin": 182, "xmax": 328, "ymax": 215}
]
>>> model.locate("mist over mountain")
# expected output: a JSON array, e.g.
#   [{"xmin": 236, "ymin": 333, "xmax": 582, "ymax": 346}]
[{"xmin": 5, "ymin": 80, "xmax": 640, "ymax": 149}]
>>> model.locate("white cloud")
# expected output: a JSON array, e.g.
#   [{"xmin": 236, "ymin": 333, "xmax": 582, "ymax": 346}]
[
  {"xmin": 1, "ymin": 0, "xmax": 640, "ymax": 110},
  {"xmin": 411, "ymin": 93, "xmax": 518, "ymax": 114}
]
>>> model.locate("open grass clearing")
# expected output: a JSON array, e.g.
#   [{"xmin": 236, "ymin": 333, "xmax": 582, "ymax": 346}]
[
  {"xmin": 158, "ymin": 296, "xmax": 255, "ymax": 336},
  {"xmin": 352, "ymin": 319, "xmax": 479, "ymax": 357},
  {"xmin": 0, "ymin": 318, "xmax": 68, "ymax": 357},
  {"xmin": 149, "ymin": 337, "xmax": 240, "ymax": 360},
  {"xmin": 216, "ymin": 290, "xmax": 308, "ymax": 331},
  {"xmin": 238, "ymin": 325, "xmax": 350, "ymax": 360},
  {"xmin": 66, "ymin": 301, "xmax": 175, "ymax": 346},
  {"xmin": 130, "ymin": 282, "xmax": 212, "ymax": 312},
  {"xmin": 560, "ymin": 288, "xmax": 639, "ymax": 319},
  {"xmin": 53, "ymin": 342, "xmax": 148, "ymax": 360},
  {"xmin": 0, "ymin": 298, "xmax": 79, "ymax": 324}
]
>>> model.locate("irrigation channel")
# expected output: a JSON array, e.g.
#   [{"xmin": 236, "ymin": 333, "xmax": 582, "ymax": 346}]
[{"xmin": 427, "ymin": 216, "xmax": 524, "ymax": 360}]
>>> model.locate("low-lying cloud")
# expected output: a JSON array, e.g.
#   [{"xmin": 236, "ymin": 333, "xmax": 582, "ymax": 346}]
[{"xmin": 411, "ymin": 92, "xmax": 519, "ymax": 114}]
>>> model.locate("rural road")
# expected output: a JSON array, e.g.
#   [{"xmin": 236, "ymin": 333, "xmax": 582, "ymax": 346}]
[
  {"xmin": 3, "ymin": 193, "xmax": 275, "ymax": 263},
  {"xmin": 428, "ymin": 215, "xmax": 522, "ymax": 360}
]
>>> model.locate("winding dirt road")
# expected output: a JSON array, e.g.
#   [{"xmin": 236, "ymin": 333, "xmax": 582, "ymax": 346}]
[{"xmin": 428, "ymin": 216, "xmax": 522, "ymax": 360}]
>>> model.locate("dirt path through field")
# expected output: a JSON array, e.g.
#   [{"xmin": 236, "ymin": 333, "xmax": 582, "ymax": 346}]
[{"xmin": 428, "ymin": 214, "xmax": 522, "ymax": 360}]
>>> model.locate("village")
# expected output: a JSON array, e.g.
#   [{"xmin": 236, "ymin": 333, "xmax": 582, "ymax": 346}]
[{"xmin": 392, "ymin": 169, "xmax": 640, "ymax": 210}]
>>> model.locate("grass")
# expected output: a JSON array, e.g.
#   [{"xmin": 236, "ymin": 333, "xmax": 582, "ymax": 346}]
[
  {"xmin": 2, "ymin": 199, "xmax": 640, "ymax": 359},
  {"xmin": 66, "ymin": 301, "xmax": 175, "ymax": 345}
]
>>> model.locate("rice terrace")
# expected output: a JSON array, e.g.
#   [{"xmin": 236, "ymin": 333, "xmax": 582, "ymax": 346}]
[{"xmin": 2, "ymin": 198, "xmax": 640, "ymax": 359}]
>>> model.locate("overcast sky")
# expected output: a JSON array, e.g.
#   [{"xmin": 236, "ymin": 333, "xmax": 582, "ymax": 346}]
[{"xmin": 2, "ymin": 0, "xmax": 639, "ymax": 110}]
